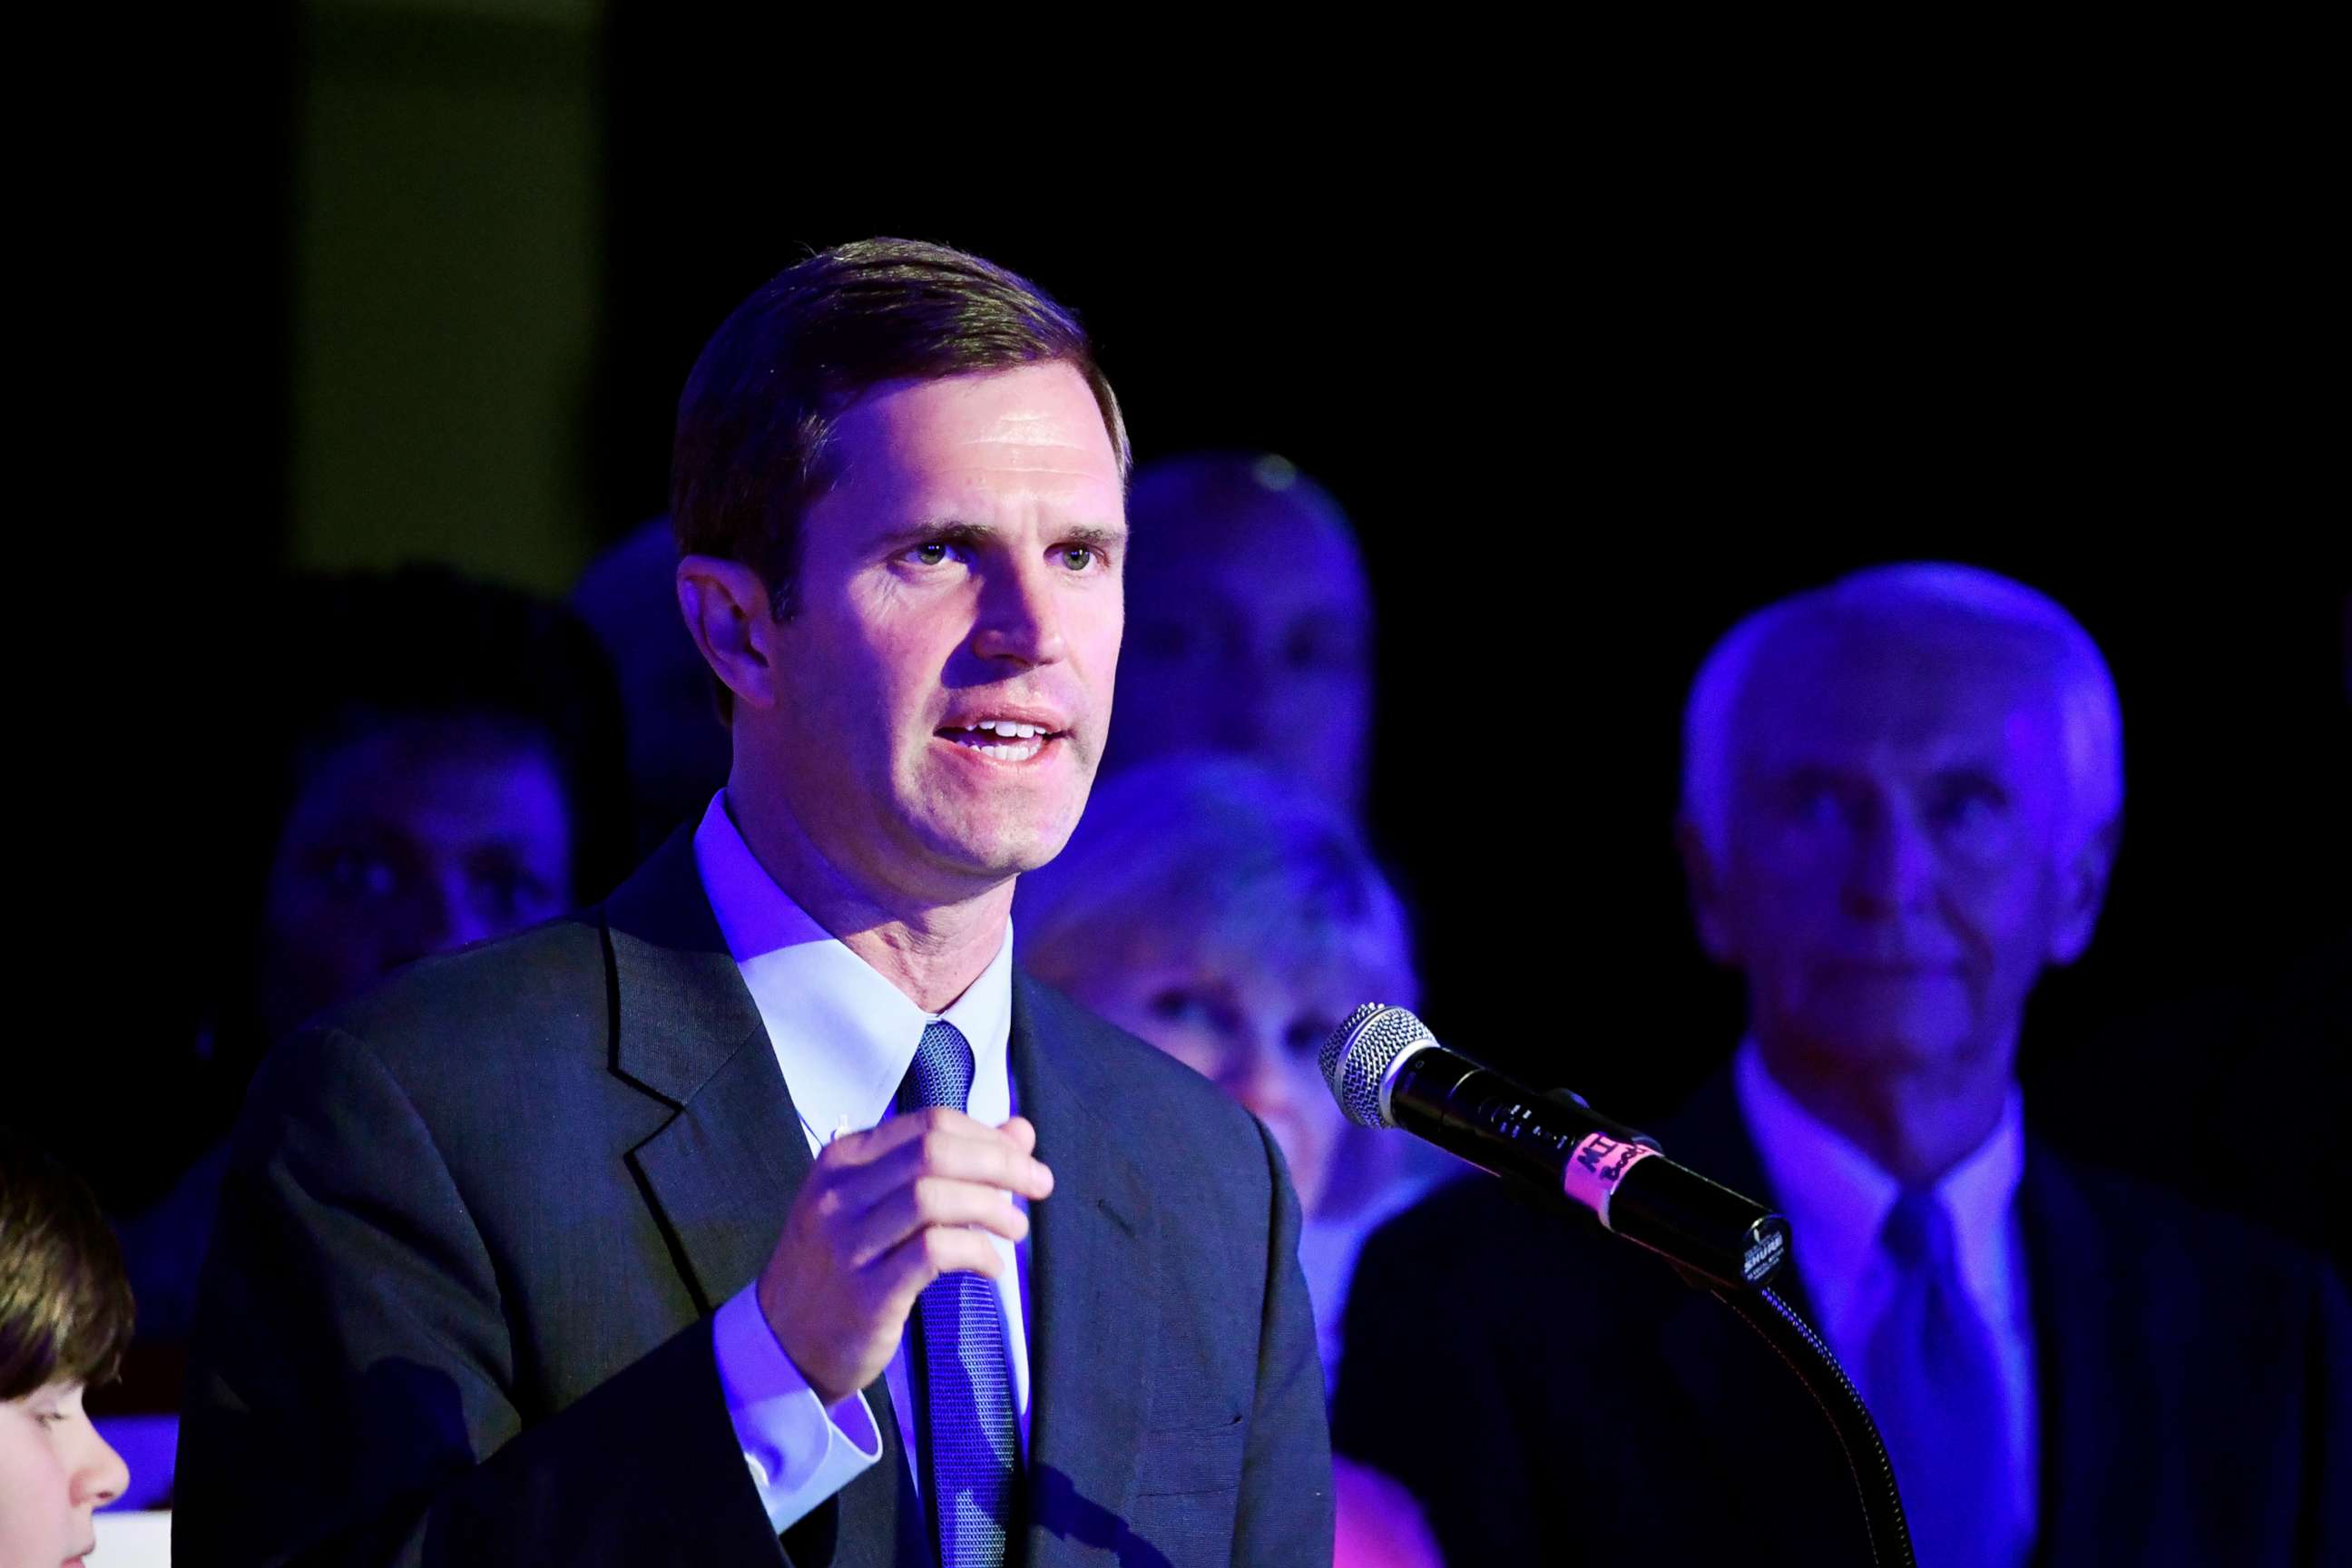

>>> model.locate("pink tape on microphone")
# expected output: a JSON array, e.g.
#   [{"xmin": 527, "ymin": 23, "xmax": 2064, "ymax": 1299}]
[{"xmin": 1562, "ymin": 1133, "xmax": 1660, "ymax": 1230}]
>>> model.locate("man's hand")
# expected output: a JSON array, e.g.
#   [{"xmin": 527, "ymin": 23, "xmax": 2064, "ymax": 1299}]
[{"xmin": 758, "ymin": 1108, "xmax": 1053, "ymax": 1406}]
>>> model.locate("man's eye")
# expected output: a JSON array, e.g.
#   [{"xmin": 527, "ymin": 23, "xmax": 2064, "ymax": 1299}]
[
  {"xmin": 1146, "ymin": 988, "xmax": 1213, "ymax": 1025},
  {"xmin": 1058, "ymin": 545, "xmax": 1096, "ymax": 571},
  {"xmin": 472, "ymin": 867, "xmax": 554, "ymax": 925},
  {"xmin": 323, "ymin": 848, "xmax": 403, "ymax": 899},
  {"xmin": 1933, "ymin": 783, "xmax": 2006, "ymax": 834},
  {"xmin": 1788, "ymin": 786, "xmax": 1847, "ymax": 827},
  {"xmin": 907, "ymin": 542, "xmax": 954, "ymax": 566},
  {"xmin": 1283, "ymin": 623, "xmax": 1361, "ymax": 673}
]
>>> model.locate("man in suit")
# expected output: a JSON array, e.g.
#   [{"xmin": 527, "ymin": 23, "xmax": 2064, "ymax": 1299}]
[
  {"xmin": 178, "ymin": 240, "xmax": 1331, "ymax": 1565},
  {"xmin": 1334, "ymin": 564, "xmax": 2349, "ymax": 1566}
]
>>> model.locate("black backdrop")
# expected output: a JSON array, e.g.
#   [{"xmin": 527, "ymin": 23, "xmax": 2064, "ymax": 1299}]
[{"xmin": 36, "ymin": 15, "xmax": 2347, "ymax": 1261}]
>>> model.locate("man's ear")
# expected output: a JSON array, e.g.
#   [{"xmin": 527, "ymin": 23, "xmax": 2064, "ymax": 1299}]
[
  {"xmin": 2047, "ymin": 812, "xmax": 2122, "ymax": 965},
  {"xmin": 1676, "ymin": 817, "xmax": 1739, "ymax": 965},
  {"xmin": 677, "ymin": 555, "xmax": 782, "ymax": 713}
]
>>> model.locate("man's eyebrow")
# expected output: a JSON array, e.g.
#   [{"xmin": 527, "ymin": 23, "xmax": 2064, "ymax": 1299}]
[
  {"xmin": 1928, "ymin": 760, "xmax": 2015, "ymax": 792},
  {"xmin": 875, "ymin": 520, "xmax": 999, "ymax": 553},
  {"xmin": 874, "ymin": 519, "xmax": 1129, "ymax": 552}
]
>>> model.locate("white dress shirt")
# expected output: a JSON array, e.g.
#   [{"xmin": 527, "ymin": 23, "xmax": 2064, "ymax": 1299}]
[
  {"xmin": 696, "ymin": 792, "xmax": 1033, "ymax": 1534},
  {"xmin": 1733, "ymin": 1039, "xmax": 2038, "ymax": 1557}
]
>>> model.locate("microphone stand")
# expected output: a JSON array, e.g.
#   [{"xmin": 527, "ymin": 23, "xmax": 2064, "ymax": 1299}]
[{"xmin": 1690, "ymin": 1275, "xmax": 1916, "ymax": 1568}]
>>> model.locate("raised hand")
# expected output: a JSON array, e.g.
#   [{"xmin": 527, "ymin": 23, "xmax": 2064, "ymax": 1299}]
[{"xmin": 757, "ymin": 1108, "xmax": 1053, "ymax": 1405}]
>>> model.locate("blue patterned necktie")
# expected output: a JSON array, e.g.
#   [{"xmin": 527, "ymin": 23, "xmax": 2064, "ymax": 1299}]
[
  {"xmin": 899, "ymin": 1019, "xmax": 1019, "ymax": 1567},
  {"xmin": 1862, "ymin": 1189, "xmax": 2016, "ymax": 1568}
]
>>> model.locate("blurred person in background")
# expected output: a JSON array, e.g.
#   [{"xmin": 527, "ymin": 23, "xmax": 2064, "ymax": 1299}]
[
  {"xmin": 1101, "ymin": 453, "xmax": 1376, "ymax": 817},
  {"xmin": 98, "ymin": 564, "xmax": 628, "ymax": 1502},
  {"xmin": 1018, "ymin": 757, "xmax": 1446, "ymax": 1568},
  {"xmin": 572, "ymin": 515, "xmax": 735, "ymax": 858},
  {"xmin": 237, "ymin": 568, "xmax": 631, "ymax": 1052},
  {"xmin": 1336, "ymin": 563, "xmax": 2351, "ymax": 1567},
  {"xmin": 3, "ymin": 1128, "xmax": 134, "ymax": 1562}
]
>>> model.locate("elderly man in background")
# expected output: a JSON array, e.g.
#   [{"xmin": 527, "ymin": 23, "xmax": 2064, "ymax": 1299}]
[{"xmin": 1335, "ymin": 564, "xmax": 2350, "ymax": 1566}]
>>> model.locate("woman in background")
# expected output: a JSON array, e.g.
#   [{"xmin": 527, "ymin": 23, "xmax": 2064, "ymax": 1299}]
[
  {"xmin": 3, "ymin": 1128, "xmax": 134, "ymax": 1565},
  {"xmin": 1018, "ymin": 758, "xmax": 1448, "ymax": 1567}
]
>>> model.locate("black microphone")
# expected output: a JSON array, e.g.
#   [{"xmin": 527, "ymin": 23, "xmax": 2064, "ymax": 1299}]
[{"xmin": 1322, "ymin": 1004, "xmax": 1790, "ymax": 1290}]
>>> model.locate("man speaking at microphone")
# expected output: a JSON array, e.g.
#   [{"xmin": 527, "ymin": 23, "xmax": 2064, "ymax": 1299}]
[
  {"xmin": 1334, "ymin": 564, "xmax": 2349, "ymax": 1566},
  {"xmin": 178, "ymin": 240, "xmax": 1330, "ymax": 1564}
]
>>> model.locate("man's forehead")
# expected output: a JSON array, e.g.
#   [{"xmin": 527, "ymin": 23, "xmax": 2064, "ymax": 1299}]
[
  {"xmin": 835, "ymin": 364, "xmax": 1121, "ymax": 484},
  {"xmin": 1733, "ymin": 613, "xmax": 2066, "ymax": 767}
]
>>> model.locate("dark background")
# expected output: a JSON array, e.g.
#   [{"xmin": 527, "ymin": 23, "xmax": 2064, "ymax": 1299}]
[{"xmin": 36, "ymin": 9, "xmax": 2347, "ymax": 1259}]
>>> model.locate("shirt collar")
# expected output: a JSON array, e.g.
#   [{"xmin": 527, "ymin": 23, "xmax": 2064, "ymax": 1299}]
[
  {"xmin": 1734, "ymin": 1037, "xmax": 2025, "ymax": 1332},
  {"xmin": 691, "ymin": 791, "xmax": 1014, "ymax": 1141}
]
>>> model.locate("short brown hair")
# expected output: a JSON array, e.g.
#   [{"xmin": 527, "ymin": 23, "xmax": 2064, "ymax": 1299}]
[
  {"xmin": 1, "ymin": 1130, "xmax": 135, "ymax": 1399},
  {"xmin": 671, "ymin": 237, "xmax": 1130, "ymax": 629}
]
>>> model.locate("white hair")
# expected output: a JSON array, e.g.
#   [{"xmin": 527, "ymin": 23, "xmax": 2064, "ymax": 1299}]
[{"xmin": 1681, "ymin": 562, "xmax": 2123, "ymax": 864}]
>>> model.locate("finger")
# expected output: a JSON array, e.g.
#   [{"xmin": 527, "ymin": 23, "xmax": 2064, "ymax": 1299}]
[
  {"xmin": 992, "ymin": 1113, "xmax": 1058, "ymax": 1189},
  {"xmin": 999, "ymin": 1118, "xmax": 1052, "ymax": 1195},
  {"xmin": 872, "ymin": 1224, "xmax": 1009, "ymax": 1318},
  {"xmin": 830, "ymin": 1120, "xmax": 1054, "ymax": 1215},
  {"xmin": 840, "ymin": 1177, "xmax": 1030, "ymax": 1269},
  {"xmin": 815, "ymin": 1105, "xmax": 1000, "ymax": 1171}
]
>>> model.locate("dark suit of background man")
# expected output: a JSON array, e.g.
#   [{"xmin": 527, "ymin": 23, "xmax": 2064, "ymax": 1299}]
[
  {"xmin": 179, "ymin": 240, "xmax": 1331, "ymax": 1566},
  {"xmin": 1336, "ymin": 564, "xmax": 2349, "ymax": 1567}
]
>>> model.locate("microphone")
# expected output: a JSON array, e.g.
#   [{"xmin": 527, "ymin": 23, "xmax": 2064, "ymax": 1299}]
[{"xmin": 1322, "ymin": 1004, "xmax": 1790, "ymax": 1290}]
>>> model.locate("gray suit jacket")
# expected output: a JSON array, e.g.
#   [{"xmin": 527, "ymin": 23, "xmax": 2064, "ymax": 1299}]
[{"xmin": 177, "ymin": 831, "xmax": 1331, "ymax": 1566}]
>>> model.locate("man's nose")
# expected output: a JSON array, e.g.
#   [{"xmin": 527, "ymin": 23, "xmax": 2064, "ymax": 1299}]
[
  {"xmin": 1847, "ymin": 808, "xmax": 1937, "ymax": 917},
  {"xmin": 1217, "ymin": 1031, "xmax": 1292, "ymax": 1117},
  {"xmin": 972, "ymin": 557, "xmax": 1068, "ymax": 667},
  {"xmin": 405, "ymin": 870, "xmax": 497, "ymax": 962}
]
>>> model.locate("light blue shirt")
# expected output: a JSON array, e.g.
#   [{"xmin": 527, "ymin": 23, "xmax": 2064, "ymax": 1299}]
[
  {"xmin": 698, "ymin": 792, "xmax": 1032, "ymax": 1534},
  {"xmin": 1733, "ymin": 1039, "xmax": 2037, "ymax": 1561}
]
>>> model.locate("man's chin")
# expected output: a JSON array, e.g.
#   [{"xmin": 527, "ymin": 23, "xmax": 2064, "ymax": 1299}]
[
  {"xmin": 910, "ymin": 818, "xmax": 1083, "ymax": 892},
  {"xmin": 1791, "ymin": 1014, "xmax": 1987, "ymax": 1073}
]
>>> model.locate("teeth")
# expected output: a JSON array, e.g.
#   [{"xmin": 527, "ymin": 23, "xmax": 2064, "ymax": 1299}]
[
  {"xmin": 946, "ymin": 730, "xmax": 1045, "ymax": 760},
  {"xmin": 966, "ymin": 720, "xmax": 1045, "ymax": 738}
]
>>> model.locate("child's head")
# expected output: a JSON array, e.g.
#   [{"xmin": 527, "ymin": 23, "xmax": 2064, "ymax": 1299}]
[{"xmin": 2, "ymin": 1131, "xmax": 133, "ymax": 1562}]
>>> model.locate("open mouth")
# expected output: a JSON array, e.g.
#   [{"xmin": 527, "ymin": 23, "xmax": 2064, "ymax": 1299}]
[{"xmin": 936, "ymin": 718, "xmax": 1065, "ymax": 763}]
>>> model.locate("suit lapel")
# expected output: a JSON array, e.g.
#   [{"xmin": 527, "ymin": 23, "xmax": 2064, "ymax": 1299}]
[
  {"xmin": 603, "ymin": 828, "xmax": 916, "ymax": 1568},
  {"xmin": 1012, "ymin": 975, "xmax": 1157, "ymax": 1566},
  {"xmin": 608, "ymin": 828, "xmax": 807, "ymax": 1318}
]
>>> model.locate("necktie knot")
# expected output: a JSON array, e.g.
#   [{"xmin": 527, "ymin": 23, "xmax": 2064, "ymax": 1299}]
[
  {"xmin": 904, "ymin": 1020, "xmax": 977, "ymax": 1113},
  {"xmin": 1878, "ymin": 1187, "xmax": 1955, "ymax": 1271}
]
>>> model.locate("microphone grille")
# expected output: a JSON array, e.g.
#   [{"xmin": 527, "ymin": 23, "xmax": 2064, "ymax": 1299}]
[{"xmin": 1320, "ymin": 1004, "xmax": 1435, "ymax": 1130}]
